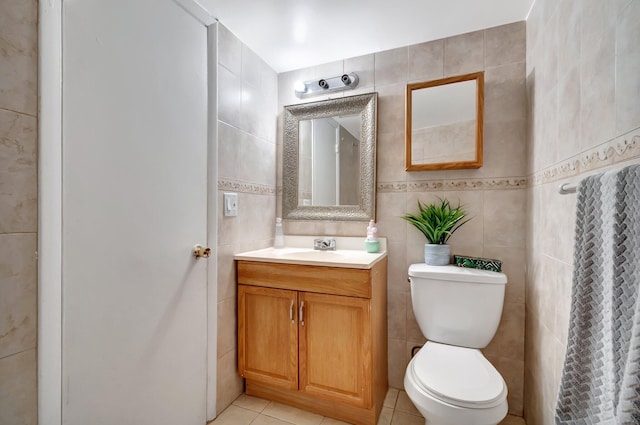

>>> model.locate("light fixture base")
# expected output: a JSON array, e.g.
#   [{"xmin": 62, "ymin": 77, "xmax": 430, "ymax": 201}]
[{"xmin": 294, "ymin": 73, "xmax": 359, "ymax": 99}]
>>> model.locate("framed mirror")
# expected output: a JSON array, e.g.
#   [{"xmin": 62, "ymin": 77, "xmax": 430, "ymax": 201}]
[
  {"xmin": 283, "ymin": 92, "xmax": 377, "ymax": 221},
  {"xmin": 405, "ymin": 72, "xmax": 484, "ymax": 171}
]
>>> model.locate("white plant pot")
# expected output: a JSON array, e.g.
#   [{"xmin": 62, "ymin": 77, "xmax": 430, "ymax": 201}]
[{"xmin": 424, "ymin": 243, "xmax": 451, "ymax": 266}]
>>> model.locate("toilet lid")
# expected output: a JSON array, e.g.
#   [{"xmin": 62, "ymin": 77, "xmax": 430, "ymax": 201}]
[{"xmin": 411, "ymin": 342, "xmax": 507, "ymax": 408}]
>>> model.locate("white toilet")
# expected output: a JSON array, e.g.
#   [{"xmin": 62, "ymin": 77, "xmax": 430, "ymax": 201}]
[{"xmin": 404, "ymin": 264, "xmax": 509, "ymax": 425}]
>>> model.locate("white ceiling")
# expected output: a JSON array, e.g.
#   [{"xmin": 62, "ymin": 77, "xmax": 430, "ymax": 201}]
[{"xmin": 200, "ymin": 0, "xmax": 534, "ymax": 73}]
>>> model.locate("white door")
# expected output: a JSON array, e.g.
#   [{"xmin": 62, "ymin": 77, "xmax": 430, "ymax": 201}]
[{"xmin": 62, "ymin": 0, "xmax": 208, "ymax": 424}]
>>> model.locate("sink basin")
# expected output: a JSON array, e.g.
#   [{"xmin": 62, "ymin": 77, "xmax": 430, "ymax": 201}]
[
  {"xmin": 275, "ymin": 248, "xmax": 369, "ymax": 260},
  {"xmin": 234, "ymin": 243, "xmax": 386, "ymax": 269}
]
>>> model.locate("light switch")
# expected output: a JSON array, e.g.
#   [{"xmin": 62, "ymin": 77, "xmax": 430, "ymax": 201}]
[{"xmin": 223, "ymin": 192, "xmax": 238, "ymax": 216}]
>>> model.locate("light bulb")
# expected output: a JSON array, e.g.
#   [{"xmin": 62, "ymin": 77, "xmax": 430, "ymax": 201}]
[{"xmin": 294, "ymin": 80, "xmax": 306, "ymax": 93}]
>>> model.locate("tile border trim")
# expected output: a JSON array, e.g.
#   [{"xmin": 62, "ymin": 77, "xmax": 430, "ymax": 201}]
[
  {"xmin": 377, "ymin": 178, "xmax": 527, "ymax": 193},
  {"xmin": 377, "ymin": 129, "xmax": 640, "ymax": 193},
  {"xmin": 529, "ymin": 130, "xmax": 640, "ymax": 187},
  {"xmin": 218, "ymin": 178, "xmax": 276, "ymax": 195}
]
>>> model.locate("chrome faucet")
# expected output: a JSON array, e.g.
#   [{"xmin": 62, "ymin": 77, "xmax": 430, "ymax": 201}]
[{"xmin": 314, "ymin": 238, "xmax": 336, "ymax": 251}]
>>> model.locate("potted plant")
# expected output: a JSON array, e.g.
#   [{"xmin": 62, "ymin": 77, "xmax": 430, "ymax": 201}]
[{"xmin": 401, "ymin": 198, "xmax": 470, "ymax": 266}]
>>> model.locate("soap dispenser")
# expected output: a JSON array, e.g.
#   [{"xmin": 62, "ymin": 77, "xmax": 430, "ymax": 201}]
[
  {"xmin": 274, "ymin": 218, "xmax": 285, "ymax": 248},
  {"xmin": 365, "ymin": 220, "xmax": 380, "ymax": 253}
]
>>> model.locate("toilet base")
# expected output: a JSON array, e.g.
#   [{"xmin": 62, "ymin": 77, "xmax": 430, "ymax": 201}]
[{"xmin": 404, "ymin": 355, "xmax": 508, "ymax": 425}]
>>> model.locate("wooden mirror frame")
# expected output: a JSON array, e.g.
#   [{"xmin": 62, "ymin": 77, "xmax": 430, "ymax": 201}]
[{"xmin": 405, "ymin": 71, "xmax": 484, "ymax": 171}]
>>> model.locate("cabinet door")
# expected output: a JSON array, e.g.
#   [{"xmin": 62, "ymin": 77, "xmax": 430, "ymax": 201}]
[
  {"xmin": 238, "ymin": 285, "xmax": 298, "ymax": 390},
  {"xmin": 299, "ymin": 292, "xmax": 371, "ymax": 407}
]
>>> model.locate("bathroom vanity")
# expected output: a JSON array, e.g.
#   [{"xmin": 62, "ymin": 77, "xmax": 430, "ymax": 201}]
[{"xmin": 235, "ymin": 238, "xmax": 388, "ymax": 425}]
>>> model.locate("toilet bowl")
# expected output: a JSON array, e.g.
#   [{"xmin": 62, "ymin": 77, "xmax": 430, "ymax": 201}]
[
  {"xmin": 404, "ymin": 341, "xmax": 508, "ymax": 425},
  {"xmin": 404, "ymin": 264, "xmax": 509, "ymax": 425}
]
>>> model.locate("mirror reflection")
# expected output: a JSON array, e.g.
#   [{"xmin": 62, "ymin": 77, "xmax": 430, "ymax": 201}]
[
  {"xmin": 406, "ymin": 72, "xmax": 484, "ymax": 171},
  {"xmin": 298, "ymin": 115, "xmax": 361, "ymax": 206},
  {"xmin": 283, "ymin": 92, "xmax": 377, "ymax": 221}
]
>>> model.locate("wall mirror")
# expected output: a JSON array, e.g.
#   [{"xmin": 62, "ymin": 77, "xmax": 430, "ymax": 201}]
[
  {"xmin": 405, "ymin": 72, "xmax": 484, "ymax": 171},
  {"xmin": 283, "ymin": 92, "xmax": 377, "ymax": 221}
]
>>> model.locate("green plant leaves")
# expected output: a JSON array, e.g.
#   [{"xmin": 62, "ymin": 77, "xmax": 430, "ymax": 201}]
[{"xmin": 401, "ymin": 198, "xmax": 470, "ymax": 244}]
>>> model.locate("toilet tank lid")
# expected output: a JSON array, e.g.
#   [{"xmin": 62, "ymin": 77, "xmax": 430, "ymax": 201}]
[{"xmin": 408, "ymin": 264, "xmax": 507, "ymax": 284}]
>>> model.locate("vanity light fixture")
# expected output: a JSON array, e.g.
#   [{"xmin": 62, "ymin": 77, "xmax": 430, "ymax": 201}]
[{"xmin": 294, "ymin": 72, "xmax": 359, "ymax": 99}]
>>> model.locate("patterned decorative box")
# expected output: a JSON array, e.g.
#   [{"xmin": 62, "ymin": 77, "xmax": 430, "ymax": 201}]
[{"xmin": 453, "ymin": 255, "xmax": 502, "ymax": 273}]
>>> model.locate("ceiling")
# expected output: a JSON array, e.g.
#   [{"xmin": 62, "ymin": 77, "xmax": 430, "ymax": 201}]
[{"xmin": 199, "ymin": 0, "xmax": 535, "ymax": 73}]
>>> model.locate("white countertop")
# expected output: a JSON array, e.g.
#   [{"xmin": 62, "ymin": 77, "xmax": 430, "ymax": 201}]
[{"xmin": 234, "ymin": 236, "xmax": 387, "ymax": 269}]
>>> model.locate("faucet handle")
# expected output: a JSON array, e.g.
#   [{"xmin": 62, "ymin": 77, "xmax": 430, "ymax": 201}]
[{"xmin": 314, "ymin": 238, "xmax": 336, "ymax": 251}]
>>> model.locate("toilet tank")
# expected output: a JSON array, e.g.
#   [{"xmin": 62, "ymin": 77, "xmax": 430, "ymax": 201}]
[{"xmin": 408, "ymin": 264, "xmax": 507, "ymax": 349}]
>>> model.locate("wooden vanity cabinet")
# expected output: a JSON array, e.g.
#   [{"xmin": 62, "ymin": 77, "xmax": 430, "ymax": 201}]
[
  {"xmin": 299, "ymin": 292, "xmax": 371, "ymax": 408},
  {"xmin": 237, "ymin": 259, "xmax": 388, "ymax": 425},
  {"xmin": 238, "ymin": 285, "xmax": 298, "ymax": 390}
]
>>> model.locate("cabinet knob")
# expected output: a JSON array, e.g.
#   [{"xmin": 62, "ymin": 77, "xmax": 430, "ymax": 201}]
[{"xmin": 299, "ymin": 301, "xmax": 305, "ymax": 326}]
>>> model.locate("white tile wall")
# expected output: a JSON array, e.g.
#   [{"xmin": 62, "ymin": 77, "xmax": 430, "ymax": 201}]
[
  {"xmin": 0, "ymin": 0, "xmax": 38, "ymax": 423},
  {"xmin": 525, "ymin": 0, "xmax": 640, "ymax": 423},
  {"xmin": 277, "ymin": 21, "xmax": 528, "ymax": 416}
]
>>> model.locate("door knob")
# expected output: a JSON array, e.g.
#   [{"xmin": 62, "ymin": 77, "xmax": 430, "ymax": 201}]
[{"xmin": 193, "ymin": 244, "xmax": 211, "ymax": 258}]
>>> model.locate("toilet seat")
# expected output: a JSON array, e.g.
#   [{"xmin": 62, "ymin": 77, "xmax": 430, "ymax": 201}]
[{"xmin": 411, "ymin": 342, "xmax": 507, "ymax": 409}]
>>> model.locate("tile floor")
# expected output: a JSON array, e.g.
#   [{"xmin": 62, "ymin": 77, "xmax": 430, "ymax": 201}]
[{"xmin": 210, "ymin": 389, "xmax": 526, "ymax": 425}]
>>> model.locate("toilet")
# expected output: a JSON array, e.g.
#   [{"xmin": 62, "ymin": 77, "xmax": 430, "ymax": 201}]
[{"xmin": 404, "ymin": 264, "xmax": 509, "ymax": 425}]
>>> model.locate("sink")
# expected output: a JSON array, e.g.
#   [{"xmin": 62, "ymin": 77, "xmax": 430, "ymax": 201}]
[
  {"xmin": 234, "ymin": 238, "xmax": 387, "ymax": 269},
  {"xmin": 275, "ymin": 248, "xmax": 368, "ymax": 260}
]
